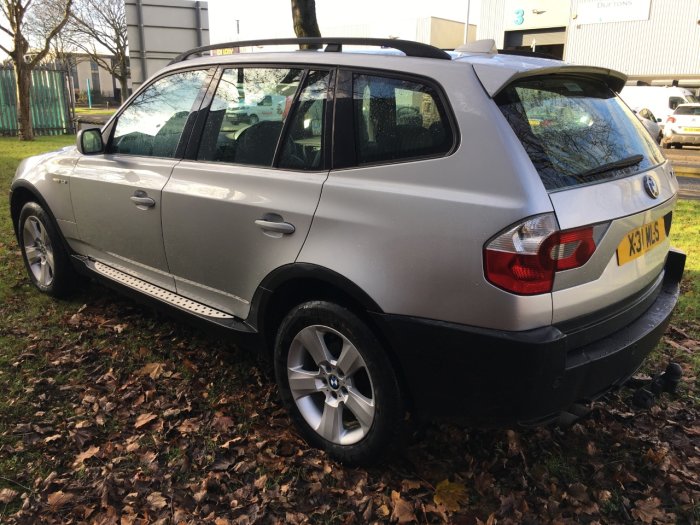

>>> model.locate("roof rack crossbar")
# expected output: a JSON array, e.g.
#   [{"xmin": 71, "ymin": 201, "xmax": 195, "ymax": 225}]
[{"xmin": 169, "ymin": 37, "xmax": 452, "ymax": 64}]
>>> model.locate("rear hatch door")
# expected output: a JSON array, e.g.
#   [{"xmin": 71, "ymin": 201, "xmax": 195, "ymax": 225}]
[{"xmin": 494, "ymin": 73, "xmax": 678, "ymax": 324}]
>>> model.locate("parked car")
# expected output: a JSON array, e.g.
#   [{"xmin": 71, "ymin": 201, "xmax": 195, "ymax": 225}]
[
  {"xmin": 619, "ymin": 85, "xmax": 698, "ymax": 130},
  {"xmin": 10, "ymin": 37, "xmax": 685, "ymax": 464},
  {"xmin": 634, "ymin": 107, "xmax": 662, "ymax": 143},
  {"xmin": 662, "ymin": 103, "xmax": 700, "ymax": 149},
  {"xmin": 226, "ymin": 94, "xmax": 287, "ymax": 124}
]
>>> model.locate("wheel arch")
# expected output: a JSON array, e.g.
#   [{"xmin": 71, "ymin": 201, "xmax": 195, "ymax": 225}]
[
  {"xmin": 10, "ymin": 181, "xmax": 73, "ymax": 255},
  {"xmin": 248, "ymin": 263, "xmax": 414, "ymax": 410}
]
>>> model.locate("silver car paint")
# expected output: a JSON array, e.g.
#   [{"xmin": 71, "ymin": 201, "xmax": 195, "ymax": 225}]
[
  {"xmin": 298, "ymin": 66, "xmax": 556, "ymax": 331},
  {"xmin": 12, "ymin": 50, "xmax": 678, "ymax": 334},
  {"xmin": 14, "ymin": 147, "xmax": 81, "ymax": 240},
  {"xmin": 70, "ymin": 154, "xmax": 178, "ymax": 291},
  {"xmin": 161, "ymin": 161, "xmax": 327, "ymax": 317}
]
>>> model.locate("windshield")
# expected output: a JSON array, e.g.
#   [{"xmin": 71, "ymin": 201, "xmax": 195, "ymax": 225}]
[
  {"xmin": 496, "ymin": 76, "xmax": 664, "ymax": 191},
  {"xmin": 686, "ymin": 95, "xmax": 699, "ymax": 103}
]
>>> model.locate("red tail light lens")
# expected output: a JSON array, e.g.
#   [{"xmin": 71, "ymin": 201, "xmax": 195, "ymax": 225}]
[
  {"xmin": 484, "ymin": 214, "xmax": 605, "ymax": 295},
  {"xmin": 667, "ymin": 116, "xmax": 676, "ymax": 124}
]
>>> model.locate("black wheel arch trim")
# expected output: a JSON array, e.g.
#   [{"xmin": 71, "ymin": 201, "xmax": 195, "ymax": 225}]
[{"xmin": 247, "ymin": 262, "xmax": 384, "ymax": 330}]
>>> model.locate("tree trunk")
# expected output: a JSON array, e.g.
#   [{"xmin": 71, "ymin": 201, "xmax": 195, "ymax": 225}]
[
  {"xmin": 118, "ymin": 75, "xmax": 129, "ymax": 104},
  {"xmin": 291, "ymin": 0, "xmax": 321, "ymax": 49},
  {"xmin": 14, "ymin": 62, "xmax": 34, "ymax": 141}
]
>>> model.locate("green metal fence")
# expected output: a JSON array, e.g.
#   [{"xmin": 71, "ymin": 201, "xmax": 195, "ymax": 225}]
[{"xmin": 0, "ymin": 66, "xmax": 73, "ymax": 136}]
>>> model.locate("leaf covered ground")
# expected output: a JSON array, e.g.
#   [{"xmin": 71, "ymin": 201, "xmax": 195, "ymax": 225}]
[{"xmin": 0, "ymin": 137, "xmax": 699, "ymax": 524}]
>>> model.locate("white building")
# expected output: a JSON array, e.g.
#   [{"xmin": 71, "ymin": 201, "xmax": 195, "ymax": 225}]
[{"xmin": 477, "ymin": 0, "xmax": 700, "ymax": 86}]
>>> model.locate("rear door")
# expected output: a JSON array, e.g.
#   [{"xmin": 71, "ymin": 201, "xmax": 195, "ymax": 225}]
[
  {"xmin": 161, "ymin": 67, "xmax": 333, "ymax": 318},
  {"xmin": 495, "ymin": 75, "xmax": 677, "ymax": 323},
  {"xmin": 71, "ymin": 69, "xmax": 210, "ymax": 290}
]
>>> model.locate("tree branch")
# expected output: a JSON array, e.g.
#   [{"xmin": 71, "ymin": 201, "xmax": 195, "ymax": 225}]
[{"xmin": 28, "ymin": 0, "xmax": 73, "ymax": 67}]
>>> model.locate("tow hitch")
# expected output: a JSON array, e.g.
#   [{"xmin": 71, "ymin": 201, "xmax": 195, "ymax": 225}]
[{"xmin": 629, "ymin": 362, "xmax": 683, "ymax": 409}]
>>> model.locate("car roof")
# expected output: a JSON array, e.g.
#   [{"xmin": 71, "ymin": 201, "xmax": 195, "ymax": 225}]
[{"xmin": 159, "ymin": 38, "xmax": 627, "ymax": 98}]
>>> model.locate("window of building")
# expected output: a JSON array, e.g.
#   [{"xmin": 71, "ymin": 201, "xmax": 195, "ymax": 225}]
[
  {"xmin": 108, "ymin": 69, "xmax": 208, "ymax": 158},
  {"xmin": 352, "ymin": 73, "xmax": 453, "ymax": 165},
  {"xmin": 197, "ymin": 67, "xmax": 303, "ymax": 166}
]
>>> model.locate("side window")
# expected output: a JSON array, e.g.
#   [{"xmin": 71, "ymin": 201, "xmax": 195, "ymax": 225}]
[
  {"xmin": 279, "ymin": 70, "xmax": 331, "ymax": 170},
  {"xmin": 197, "ymin": 67, "xmax": 303, "ymax": 166},
  {"xmin": 669, "ymin": 97, "xmax": 684, "ymax": 110},
  {"xmin": 109, "ymin": 70, "xmax": 207, "ymax": 157},
  {"xmin": 352, "ymin": 73, "xmax": 453, "ymax": 164}
]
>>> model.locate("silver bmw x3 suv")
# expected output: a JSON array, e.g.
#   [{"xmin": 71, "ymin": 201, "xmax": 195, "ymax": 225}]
[{"xmin": 10, "ymin": 38, "xmax": 685, "ymax": 463}]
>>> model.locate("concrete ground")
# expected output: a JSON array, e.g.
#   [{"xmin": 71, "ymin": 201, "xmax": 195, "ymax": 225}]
[{"xmin": 664, "ymin": 146, "xmax": 700, "ymax": 200}]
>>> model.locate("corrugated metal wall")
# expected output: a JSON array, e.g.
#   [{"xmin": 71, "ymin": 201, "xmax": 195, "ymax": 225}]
[
  {"xmin": 566, "ymin": 0, "xmax": 700, "ymax": 77},
  {"xmin": 478, "ymin": 0, "xmax": 700, "ymax": 78},
  {"xmin": 0, "ymin": 67, "xmax": 72, "ymax": 136},
  {"xmin": 477, "ymin": 0, "xmax": 507, "ymax": 47}
]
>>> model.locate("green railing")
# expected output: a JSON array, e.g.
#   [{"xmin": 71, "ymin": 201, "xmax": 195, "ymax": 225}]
[{"xmin": 0, "ymin": 66, "xmax": 73, "ymax": 136}]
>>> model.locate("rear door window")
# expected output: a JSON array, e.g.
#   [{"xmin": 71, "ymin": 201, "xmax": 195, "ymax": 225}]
[
  {"xmin": 496, "ymin": 76, "xmax": 664, "ymax": 191},
  {"xmin": 352, "ymin": 74, "xmax": 453, "ymax": 164},
  {"xmin": 197, "ymin": 67, "xmax": 303, "ymax": 166}
]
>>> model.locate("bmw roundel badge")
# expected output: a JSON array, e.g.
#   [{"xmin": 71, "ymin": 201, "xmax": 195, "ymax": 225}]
[{"xmin": 643, "ymin": 174, "xmax": 660, "ymax": 199}]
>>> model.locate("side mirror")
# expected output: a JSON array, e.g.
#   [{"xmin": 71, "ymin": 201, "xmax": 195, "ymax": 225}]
[
  {"xmin": 657, "ymin": 118, "xmax": 662, "ymax": 122},
  {"xmin": 77, "ymin": 128, "xmax": 104, "ymax": 155}
]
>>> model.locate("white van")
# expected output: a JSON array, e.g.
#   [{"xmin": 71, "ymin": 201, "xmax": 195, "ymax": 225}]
[{"xmin": 619, "ymin": 86, "xmax": 698, "ymax": 129}]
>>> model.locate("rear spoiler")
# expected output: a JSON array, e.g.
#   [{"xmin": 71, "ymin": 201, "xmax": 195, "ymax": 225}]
[{"xmin": 473, "ymin": 63, "xmax": 628, "ymax": 97}]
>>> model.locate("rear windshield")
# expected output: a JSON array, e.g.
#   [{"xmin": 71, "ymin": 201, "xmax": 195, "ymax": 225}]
[
  {"xmin": 675, "ymin": 105, "xmax": 700, "ymax": 115},
  {"xmin": 496, "ymin": 76, "xmax": 664, "ymax": 191}
]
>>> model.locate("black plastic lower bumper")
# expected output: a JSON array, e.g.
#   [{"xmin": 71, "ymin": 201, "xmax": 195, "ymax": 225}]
[{"xmin": 372, "ymin": 249, "xmax": 686, "ymax": 425}]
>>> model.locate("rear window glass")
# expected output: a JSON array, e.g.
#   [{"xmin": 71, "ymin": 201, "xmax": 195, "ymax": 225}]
[
  {"xmin": 674, "ymin": 105, "xmax": 700, "ymax": 115},
  {"xmin": 496, "ymin": 77, "xmax": 664, "ymax": 191}
]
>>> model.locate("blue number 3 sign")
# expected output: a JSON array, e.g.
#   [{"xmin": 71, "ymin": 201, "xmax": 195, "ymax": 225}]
[{"xmin": 514, "ymin": 9, "xmax": 525, "ymax": 25}]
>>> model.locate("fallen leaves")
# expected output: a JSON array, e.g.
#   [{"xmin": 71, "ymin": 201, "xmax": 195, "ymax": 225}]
[
  {"xmin": 0, "ymin": 488, "xmax": 19, "ymax": 504},
  {"xmin": 434, "ymin": 479, "xmax": 469, "ymax": 512},
  {"xmin": 390, "ymin": 490, "xmax": 416, "ymax": 524},
  {"xmin": 72, "ymin": 445, "xmax": 100, "ymax": 467},
  {"xmin": 47, "ymin": 491, "xmax": 74, "ymax": 509},
  {"xmin": 134, "ymin": 412, "xmax": 157, "ymax": 429},
  {"xmin": 0, "ymin": 294, "xmax": 698, "ymax": 525}
]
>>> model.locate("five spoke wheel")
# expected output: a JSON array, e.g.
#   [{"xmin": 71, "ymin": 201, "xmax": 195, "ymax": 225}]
[
  {"xmin": 22, "ymin": 216, "xmax": 55, "ymax": 287},
  {"xmin": 288, "ymin": 325, "xmax": 375, "ymax": 445}
]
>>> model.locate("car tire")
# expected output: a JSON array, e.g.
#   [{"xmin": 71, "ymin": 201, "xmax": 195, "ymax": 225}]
[
  {"xmin": 274, "ymin": 301, "xmax": 403, "ymax": 464},
  {"xmin": 18, "ymin": 202, "xmax": 77, "ymax": 298},
  {"xmin": 248, "ymin": 114, "xmax": 259, "ymax": 124}
]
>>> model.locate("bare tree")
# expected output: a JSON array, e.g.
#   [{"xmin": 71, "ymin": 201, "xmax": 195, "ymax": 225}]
[
  {"xmin": 25, "ymin": 0, "xmax": 77, "ymax": 73},
  {"xmin": 0, "ymin": 0, "xmax": 73, "ymax": 140},
  {"xmin": 69, "ymin": 0, "xmax": 128, "ymax": 103},
  {"xmin": 291, "ymin": 0, "xmax": 321, "ymax": 49}
]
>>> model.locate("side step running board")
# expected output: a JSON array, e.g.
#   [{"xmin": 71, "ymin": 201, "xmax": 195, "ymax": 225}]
[{"xmin": 73, "ymin": 258, "xmax": 255, "ymax": 335}]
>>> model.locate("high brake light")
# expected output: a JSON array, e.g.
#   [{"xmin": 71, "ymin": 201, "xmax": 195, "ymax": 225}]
[{"xmin": 484, "ymin": 214, "xmax": 607, "ymax": 295}]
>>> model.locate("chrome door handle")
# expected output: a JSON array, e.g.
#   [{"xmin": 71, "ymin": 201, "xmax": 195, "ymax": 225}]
[
  {"xmin": 130, "ymin": 191, "xmax": 156, "ymax": 208},
  {"xmin": 255, "ymin": 218, "xmax": 295, "ymax": 234}
]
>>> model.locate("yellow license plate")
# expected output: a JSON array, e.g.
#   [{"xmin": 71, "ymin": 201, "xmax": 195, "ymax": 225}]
[
  {"xmin": 616, "ymin": 218, "xmax": 666, "ymax": 265},
  {"xmin": 683, "ymin": 127, "xmax": 700, "ymax": 132}
]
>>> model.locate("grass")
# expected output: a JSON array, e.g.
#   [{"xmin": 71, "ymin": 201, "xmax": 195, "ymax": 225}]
[{"xmin": 73, "ymin": 107, "xmax": 116, "ymax": 118}]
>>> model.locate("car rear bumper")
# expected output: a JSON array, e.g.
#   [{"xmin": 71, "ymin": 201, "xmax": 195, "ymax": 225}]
[
  {"xmin": 663, "ymin": 132, "xmax": 700, "ymax": 145},
  {"xmin": 372, "ymin": 249, "xmax": 685, "ymax": 425}
]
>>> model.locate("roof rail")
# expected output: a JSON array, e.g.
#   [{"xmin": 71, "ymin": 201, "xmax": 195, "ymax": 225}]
[{"xmin": 169, "ymin": 37, "xmax": 452, "ymax": 64}]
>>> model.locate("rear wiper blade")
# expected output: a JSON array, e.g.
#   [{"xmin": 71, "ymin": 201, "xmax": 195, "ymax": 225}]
[{"xmin": 579, "ymin": 154, "xmax": 644, "ymax": 178}]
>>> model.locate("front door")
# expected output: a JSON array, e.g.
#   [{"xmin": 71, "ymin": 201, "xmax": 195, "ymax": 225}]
[
  {"xmin": 162, "ymin": 67, "xmax": 333, "ymax": 318},
  {"xmin": 71, "ymin": 69, "xmax": 210, "ymax": 290}
]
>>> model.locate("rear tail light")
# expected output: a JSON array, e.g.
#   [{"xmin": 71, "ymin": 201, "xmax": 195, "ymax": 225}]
[
  {"xmin": 667, "ymin": 116, "xmax": 676, "ymax": 124},
  {"xmin": 484, "ymin": 214, "xmax": 607, "ymax": 295}
]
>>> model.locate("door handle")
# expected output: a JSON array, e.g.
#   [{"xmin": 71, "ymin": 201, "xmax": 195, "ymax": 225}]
[
  {"xmin": 130, "ymin": 190, "xmax": 156, "ymax": 208},
  {"xmin": 255, "ymin": 216, "xmax": 295, "ymax": 235}
]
